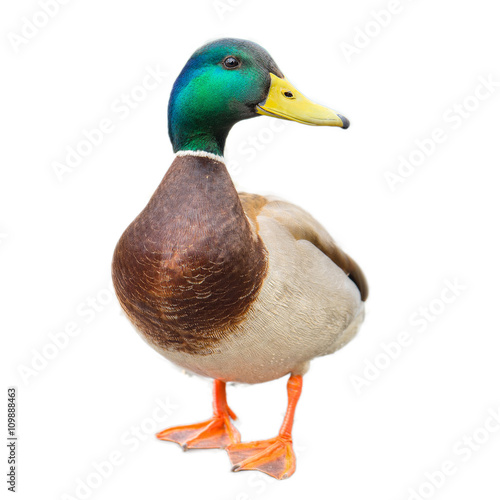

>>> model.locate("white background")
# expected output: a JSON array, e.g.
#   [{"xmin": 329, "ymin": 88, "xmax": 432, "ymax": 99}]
[{"xmin": 2, "ymin": 0, "xmax": 500, "ymax": 499}]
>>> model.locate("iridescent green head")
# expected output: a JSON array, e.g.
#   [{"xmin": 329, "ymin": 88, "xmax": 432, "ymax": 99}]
[{"xmin": 168, "ymin": 38, "xmax": 349, "ymax": 156}]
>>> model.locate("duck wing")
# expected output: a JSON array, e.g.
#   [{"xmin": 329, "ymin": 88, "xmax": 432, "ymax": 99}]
[{"xmin": 239, "ymin": 192, "xmax": 368, "ymax": 301}]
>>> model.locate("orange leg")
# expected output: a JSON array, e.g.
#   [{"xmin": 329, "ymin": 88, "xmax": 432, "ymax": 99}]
[
  {"xmin": 156, "ymin": 380, "xmax": 240, "ymax": 450},
  {"xmin": 227, "ymin": 374, "xmax": 303, "ymax": 480}
]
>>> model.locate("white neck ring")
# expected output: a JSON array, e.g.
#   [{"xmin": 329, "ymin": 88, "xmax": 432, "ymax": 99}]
[{"xmin": 176, "ymin": 150, "xmax": 225, "ymax": 163}]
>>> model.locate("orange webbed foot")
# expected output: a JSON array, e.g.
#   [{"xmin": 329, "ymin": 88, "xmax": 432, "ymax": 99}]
[
  {"xmin": 227, "ymin": 436, "xmax": 296, "ymax": 479},
  {"xmin": 227, "ymin": 374, "xmax": 303, "ymax": 480},
  {"xmin": 156, "ymin": 380, "xmax": 240, "ymax": 450},
  {"xmin": 156, "ymin": 412, "xmax": 240, "ymax": 450}
]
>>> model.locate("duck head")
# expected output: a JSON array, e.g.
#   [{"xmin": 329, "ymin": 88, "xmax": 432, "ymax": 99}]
[{"xmin": 168, "ymin": 38, "xmax": 349, "ymax": 156}]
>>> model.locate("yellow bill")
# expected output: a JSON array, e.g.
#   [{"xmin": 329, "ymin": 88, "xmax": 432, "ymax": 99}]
[{"xmin": 256, "ymin": 73, "xmax": 349, "ymax": 129}]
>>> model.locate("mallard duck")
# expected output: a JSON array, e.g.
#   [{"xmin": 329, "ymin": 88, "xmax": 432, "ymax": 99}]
[{"xmin": 112, "ymin": 38, "xmax": 368, "ymax": 480}]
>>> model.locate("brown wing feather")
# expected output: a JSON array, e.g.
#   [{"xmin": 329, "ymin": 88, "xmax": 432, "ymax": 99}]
[{"xmin": 239, "ymin": 193, "xmax": 368, "ymax": 301}]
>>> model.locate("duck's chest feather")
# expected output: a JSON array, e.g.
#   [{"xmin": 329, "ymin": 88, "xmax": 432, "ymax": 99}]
[{"xmin": 112, "ymin": 155, "xmax": 268, "ymax": 355}]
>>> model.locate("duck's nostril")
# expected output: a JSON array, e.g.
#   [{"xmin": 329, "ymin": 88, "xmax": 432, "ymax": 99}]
[{"xmin": 284, "ymin": 91, "xmax": 294, "ymax": 98}]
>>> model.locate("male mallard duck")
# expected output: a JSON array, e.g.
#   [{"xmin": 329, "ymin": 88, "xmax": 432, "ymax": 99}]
[{"xmin": 112, "ymin": 38, "xmax": 368, "ymax": 480}]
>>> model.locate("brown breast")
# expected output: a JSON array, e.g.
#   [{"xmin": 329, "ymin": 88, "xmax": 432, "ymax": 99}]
[{"xmin": 112, "ymin": 155, "xmax": 268, "ymax": 355}]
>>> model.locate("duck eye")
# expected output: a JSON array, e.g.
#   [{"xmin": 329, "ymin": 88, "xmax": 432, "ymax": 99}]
[
  {"xmin": 283, "ymin": 91, "xmax": 294, "ymax": 98},
  {"xmin": 223, "ymin": 56, "xmax": 240, "ymax": 69}
]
